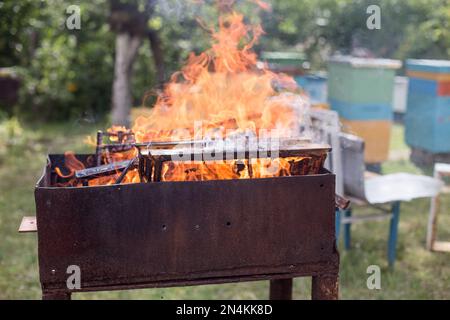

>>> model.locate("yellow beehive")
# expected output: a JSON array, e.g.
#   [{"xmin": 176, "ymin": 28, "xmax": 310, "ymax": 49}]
[{"xmin": 341, "ymin": 119, "xmax": 391, "ymax": 163}]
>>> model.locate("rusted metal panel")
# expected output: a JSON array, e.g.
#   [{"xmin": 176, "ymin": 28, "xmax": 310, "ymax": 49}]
[{"xmin": 35, "ymin": 155, "xmax": 338, "ymax": 294}]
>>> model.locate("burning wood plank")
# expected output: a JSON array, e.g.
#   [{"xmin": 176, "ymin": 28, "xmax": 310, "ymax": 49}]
[{"xmin": 74, "ymin": 159, "xmax": 135, "ymax": 179}]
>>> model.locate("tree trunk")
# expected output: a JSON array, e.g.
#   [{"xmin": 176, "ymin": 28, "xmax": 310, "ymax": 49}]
[
  {"xmin": 148, "ymin": 29, "xmax": 165, "ymax": 86},
  {"xmin": 111, "ymin": 33, "xmax": 142, "ymax": 127}
]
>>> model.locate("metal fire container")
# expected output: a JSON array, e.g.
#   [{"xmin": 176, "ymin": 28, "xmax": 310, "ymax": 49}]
[{"xmin": 25, "ymin": 154, "xmax": 339, "ymax": 300}]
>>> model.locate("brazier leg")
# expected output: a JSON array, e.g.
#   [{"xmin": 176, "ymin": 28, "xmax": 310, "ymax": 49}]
[
  {"xmin": 311, "ymin": 274, "xmax": 339, "ymax": 300},
  {"xmin": 427, "ymin": 192, "xmax": 439, "ymax": 251},
  {"xmin": 42, "ymin": 289, "xmax": 71, "ymax": 300},
  {"xmin": 269, "ymin": 278, "xmax": 293, "ymax": 300}
]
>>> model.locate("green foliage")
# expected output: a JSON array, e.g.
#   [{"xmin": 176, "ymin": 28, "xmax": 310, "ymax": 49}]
[
  {"xmin": 257, "ymin": 0, "xmax": 449, "ymax": 68},
  {"xmin": 10, "ymin": 1, "xmax": 115, "ymax": 121},
  {"xmin": 321, "ymin": 0, "xmax": 450, "ymax": 59},
  {"xmin": 0, "ymin": 0, "xmax": 41, "ymax": 67},
  {"xmin": 397, "ymin": 1, "xmax": 450, "ymax": 59},
  {"xmin": 1, "ymin": 123, "xmax": 449, "ymax": 299},
  {"xmin": 0, "ymin": 117, "xmax": 25, "ymax": 162},
  {"xmin": 0, "ymin": 0, "xmax": 449, "ymax": 121}
]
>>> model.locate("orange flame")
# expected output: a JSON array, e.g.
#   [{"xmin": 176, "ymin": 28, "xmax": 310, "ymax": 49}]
[
  {"xmin": 130, "ymin": 11, "xmax": 302, "ymax": 143},
  {"xmin": 55, "ymin": 152, "xmax": 85, "ymax": 179},
  {"xmin": 57, "ymin": 5, "xmax": 312, "ymax": 186},
  {"xmin": 251, "ymin": 0, "xmax": 272, "ymax": 12}
]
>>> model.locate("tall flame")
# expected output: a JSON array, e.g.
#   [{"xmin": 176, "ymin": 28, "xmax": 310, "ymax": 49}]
[
  {"xmin": 57, "ymin": 4, "xmax": 313, "ymax": 186},
  {"xmin": 131, "ymin": 11, "xmax": 304, "ymax": 143}
]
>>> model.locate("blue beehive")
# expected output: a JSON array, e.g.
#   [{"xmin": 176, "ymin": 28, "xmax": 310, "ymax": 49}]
[
  {"xmin": 295, "ymin": 73, "xmax": 328, "ymax": 105},
  {"xmin": 405, "ymin": 59, "xmax": 450, "ymax": 153}
]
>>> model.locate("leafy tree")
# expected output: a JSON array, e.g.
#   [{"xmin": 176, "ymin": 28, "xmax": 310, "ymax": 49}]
[
  {"xmin": 0, "ymin": 0, "xmax": 42, "ymax": 67},
  {"xmin": 14, "ymin": 1, "xmax": 115, "ymax": 121},
  {"xmin": 1, "ymin": 0, "xmax": 449, "ymax": 122}
]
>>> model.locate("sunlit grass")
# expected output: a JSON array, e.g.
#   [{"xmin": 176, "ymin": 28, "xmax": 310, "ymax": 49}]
[{"xmin": 0, "ymin": 121, "xmax": 449, "ymax": 299}]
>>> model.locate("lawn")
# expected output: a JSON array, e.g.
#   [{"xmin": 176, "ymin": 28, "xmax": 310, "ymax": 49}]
[{"xmin": 0, "ymin": 119, "xmax": 449, "ymax": 299}]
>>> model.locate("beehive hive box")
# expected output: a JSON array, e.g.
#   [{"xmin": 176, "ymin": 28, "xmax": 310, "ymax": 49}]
[
  {"xmin": 341, "ymin": 119, "xmax": 391, "ymax": 164},
  {"xmin": 295, "ymin": 73, "xmax": 328, "ymax": 106},
  {"xmin": 260, "ymin": 51, "xmax": 307, "ymax": 75},
  {"xmin": 405, "ymin": 59, "xmax": 450, "ymax": 154},
  {"xmin": 327, "ymin": 56, "xmax": 401, "ymax": 163}
]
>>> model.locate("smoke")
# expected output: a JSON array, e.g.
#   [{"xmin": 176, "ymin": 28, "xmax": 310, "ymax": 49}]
[
  {"xmin": 154, "ymin": 0, "xmax": 205, "ymax": 21},
  {"xmin": 154, "ymin": 0, "xmax": 272, "ymax": 21}
]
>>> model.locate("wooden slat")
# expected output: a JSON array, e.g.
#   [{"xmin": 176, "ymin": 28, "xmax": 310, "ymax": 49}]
[
  {"xmin": 432, "ymin": 241, "xmax": 450, "ymax": 253},
  {"xmin": 18, "ymin": 216, "xmax": 37, "ymax": 233}
]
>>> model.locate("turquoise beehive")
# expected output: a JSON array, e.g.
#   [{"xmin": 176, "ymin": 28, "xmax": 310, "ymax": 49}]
[{"xmin": 405, "ymin": 59, "xmax": 450, "ymax": 153}]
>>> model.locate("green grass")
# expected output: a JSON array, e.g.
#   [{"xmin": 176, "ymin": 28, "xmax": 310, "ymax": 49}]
[{"xmin": 0, "ymin": 121, "xmax": 449, "ymax": 300}]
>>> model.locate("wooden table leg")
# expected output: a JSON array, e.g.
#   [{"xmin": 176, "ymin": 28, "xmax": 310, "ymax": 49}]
[
  {"xmin": 427, "ymin": 191, "xmax": 440, "ymax": 251},
  {"xmin": 269, "ymin": 278, "xmax": 293, "ymax": 300},
  {"xmin": 42, "ymin": 289, "xmax": 71, "ymax": 300},
  {"xmin": 427, "ymin": 164, "xmax": 450, "ymax": 252},
  {"xmin": 312, "ymin": 273, "xmax": 339, "ymax": 300}
]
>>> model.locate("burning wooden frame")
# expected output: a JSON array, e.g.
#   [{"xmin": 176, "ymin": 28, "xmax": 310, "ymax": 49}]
[{"xmin": 54, "ymin": 130, "xmax": 331, "ymax": 187}]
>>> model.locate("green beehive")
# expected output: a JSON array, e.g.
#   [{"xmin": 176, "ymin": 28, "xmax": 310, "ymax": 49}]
[
  {"xmin": 327, "ymin": 56, "xmax": 402, "ymax": 164},
  {"xmin": 327, "ymin": 56, "xmax": 402, "ymax": 120},
  {"xmin": 260, "ymin": 51, "xmax": 307, "ymax": 75}
]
